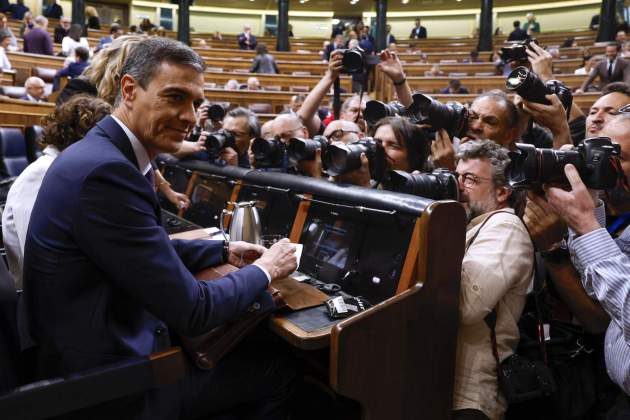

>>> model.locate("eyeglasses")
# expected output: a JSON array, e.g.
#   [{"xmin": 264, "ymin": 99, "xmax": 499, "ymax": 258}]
[
  {"xmin": 456, "ymin": 172, "xmax": 493, "ymax": 188},
  {"xmin": 325, "ymin": 129, "xmax": 359, "ymax": 141},
  {"xmin": 618, "ymin": 103, "xmax": 630, "ymax": 114}
]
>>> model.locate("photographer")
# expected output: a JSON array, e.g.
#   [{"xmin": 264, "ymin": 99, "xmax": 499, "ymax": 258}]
[
  {"xmin": 453, "ymin": 140, "xmax": 532, "ymax": 420},
  {"xmin": 584, "ymin": 82, "xmax": 630, "ymax": 139}
]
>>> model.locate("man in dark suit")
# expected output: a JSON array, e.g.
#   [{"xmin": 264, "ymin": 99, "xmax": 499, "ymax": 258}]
[
  {"xmin": 53, "ymin": 15, "xmax": 70, "ymax": 44},
  {"xmin": 579, "ymin": 43, "xmax": 630, "ymax": 92},
  {"xmin": 238, "ymin": 24, "xmax": 257, "ymax": 50},
  {"xmin": 409, "ymin": 18, "xmax": 427, "ymax": 39},
  {"xmin": 23, "ymin": 15, "xmax": 53, "ymax": 55},
  {"xmin": 7, "ymin": 0, "xmax": 28, "ymax": 20},
  {"xmin": 508, "ymin": 20, "xmax": 527, "ymax": 41},
  {"xmin": 324, "ymin": 34, "xmax": 345, "ymax": 61},
  {"xmin": 23, "ymin": 37, "xmax": 297, "ymax": 419},
  {"xmin": 43, "ymin": 0, "xmax": 62, "ymax": 19},
  {"xmin": 19, "ymin": 76, "xmax": 46, "ymax": 102}
]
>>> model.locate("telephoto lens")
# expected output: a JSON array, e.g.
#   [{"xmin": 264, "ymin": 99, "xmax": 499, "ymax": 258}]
[
  {"xmin": 207, "ymin": 104, "xmax": 226, "ymax": 122},
  {"xmin": 341, "ymin": 47, "xmax": 365, "ymax": 74},
  {"xmin": 251, "ymin": 137, "xmax": 286, "ymax": 168},
  {"xmin": 506, "ymin": 137, "xmax": 624, "ymax": 190},
  {"xmin": 410, "ymin": 93, "xmax": 468, "ymax": 139},
  {"xmin": 364, "ymin": 100, "xmax": 407, "ymax": 126},
  {"xmin": 506, "ymin": 66, "xmax": 550, "ymax": 105},
  {"xmin": 323, "ymin": 138, "xmax": 386, "ymax": 181},
  {"xmin": 383, "ymin": 169, "xmax": 460, "ymax": 200},
  {"xmin": 205, "ymin": 129, "xmax": 236, "ymax": 158},
  {"xmin": 287, "ymin": 135, "xmax": 328, "ymax": 167}
]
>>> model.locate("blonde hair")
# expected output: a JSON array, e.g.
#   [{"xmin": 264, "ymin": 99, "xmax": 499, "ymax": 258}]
[
  {"xmin": 83, "ymin": 35, "xmax": 146, "ymax": 105},
  {"xmin": 85, "ymin": 6, "xmax": 98, "ymax": 18}
]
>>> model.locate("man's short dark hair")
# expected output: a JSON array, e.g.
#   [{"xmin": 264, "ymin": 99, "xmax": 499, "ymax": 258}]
[
  {"xmin": 474, "ymin": 90, "xmax": 519, "ymax": 129},
  {"xmin": 110, "ymin": 24, "xmax": 121, "ymax": 34},
  {"xmin": 449, "ymin": 79, "xmax": 461, "ymax": 89},
  {"xmin": 226, "ymin": 107, "xmax": 260, "ymax": 138},
  {"xmin": 513, "ymin": 20, "xmax": 520, "ymax": 28},
  {"xmin": 116, "ymin": 37, "xmax": 205, "ymax": 106},
  {"xmin": 602, "ymin": 82, "xmax": 630, "ymax": 96},
  {"xmin": 610, "ymin": 42, "xmax": 622, "ymax": 51},
  {"xmin": 75, "ymin": 46, "xmax": 89, "ymax": 62}
]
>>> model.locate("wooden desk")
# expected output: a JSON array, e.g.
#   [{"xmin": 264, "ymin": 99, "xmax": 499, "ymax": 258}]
[
  {"xmin": 1, "ymin": 69, "xmax": 16, "ymax": 86},
  {"xmin": 204, "ymin": 70, "xmax": 353, "ymax": 92},
  {"xmin": 0, "ymin": 96, "xmax": 54, "ymax": 126}
]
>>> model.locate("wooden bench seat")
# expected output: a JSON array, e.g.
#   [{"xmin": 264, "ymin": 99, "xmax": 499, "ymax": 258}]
[{"xmin": 205, "ymin": 70, "xmax": 352, "ymax": 92}]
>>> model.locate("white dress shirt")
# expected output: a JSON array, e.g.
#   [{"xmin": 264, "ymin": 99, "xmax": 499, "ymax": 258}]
[
  {"xmin": 2, "ymin": 146, "xmax": 59, "ymax": 289},
  {"xmin": 0, "ymin": 46, "xmax": 11, "ymax": 70}
]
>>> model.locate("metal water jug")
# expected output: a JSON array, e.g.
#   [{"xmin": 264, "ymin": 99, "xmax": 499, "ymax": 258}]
[{"xmin": 220, "ymin": 201, "xmax": 262, "ymax": 244}]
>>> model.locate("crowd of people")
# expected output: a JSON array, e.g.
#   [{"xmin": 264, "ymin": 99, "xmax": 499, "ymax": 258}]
[{"xmin": 2, "ymin": 7, "xmax": 630, "ymax": 420}]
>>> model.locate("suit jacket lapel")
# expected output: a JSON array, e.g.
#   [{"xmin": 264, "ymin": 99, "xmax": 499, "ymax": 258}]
[{"xmin": 96, "ymin": 115, "xmax": 140, "ymax": 171}]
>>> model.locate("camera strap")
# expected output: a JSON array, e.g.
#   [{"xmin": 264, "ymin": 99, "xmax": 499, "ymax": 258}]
[{"xmin": 333, "ymin": 77, "xmax": 341, "ymax": 121}]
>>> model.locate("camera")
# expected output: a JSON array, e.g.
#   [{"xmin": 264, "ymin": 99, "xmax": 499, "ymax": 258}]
[
  {"xmin": 287, "ymin": 135, "xmax": 328, "ymax": 167},
  {"xmin": 340, "ymin": 46, "xmax": 365, "ymax": 74},
  {"xmin": 506, "ymin": 67, "xmax": 573, "ymax": 114},
  {"xmin": 383, "ymin": 168, "xmax": 460, "ymax": 201},
  {"xmin": 410, "ymin": 93, "xmax": 468, "ymax": 139},
  {"xmin": 506, "ymin": 137, "xmax": 624, "ymax": 190},
  {"xmin": 205, "ymin": 129, "xmax": 237, "ymax": 159},
  {"xmin": 251, "ymin": 137, "xmax": 286, "ymax": 168},
  {"xmin": 323, "ymin": 137, "xmax": 386, "ymax": 181},
  {"xmin": 500, "ymin": 38, "xmax": 538, "ymax": 63},
  {"xmin": 364, "ymin": 100, "xmax": 408, "ymax": 126},
  {"xmin": 207, "ymin": 104, "xmax": 226, "ymax": 122}
]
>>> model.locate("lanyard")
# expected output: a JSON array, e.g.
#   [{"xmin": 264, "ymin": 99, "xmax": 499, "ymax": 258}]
[{"xmin": 607, "ymin": 212, "xmax": 630, "ymax": 235}]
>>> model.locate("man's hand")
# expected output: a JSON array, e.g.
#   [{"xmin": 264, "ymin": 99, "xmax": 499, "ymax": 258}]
[
  {"xmin": 377, "ymin": 49, "xmax": 405, "ymax": 84},
  {"xmin": 544, "ymin": 164, "xmax": 601, "ymax": 236},
  {"xmin": 228, "ymin": 241, "xmax": 267, "ymax": 268},
  {"xmin": 575, "ymin": 88, "xmax": 584, "ymax": 95},
  {"xmin": 526, "ymin": 42, "xmax": 553, "ymax": 82},
  {"xmin": 523, "ymin": 192, "xmax": 567, "ymax": 251},
  {"xmin": 197, "ymin": 103, "xmax": 210, "ymax": 128},
  {"xmin": 431, "ymin": 129, "xmax": 456, "ymax": 170},
  {"xmin": 327, "ymin": 50, "xmax": 344, "ymax": 80},
  {"xmin": 219, "ymin": 146, "xmax": 239, "ymax": 167},
  {"xmin": 255, "ymin": 238, "xmax": 297, "ymax": 280},
  {"xmin": 336, "ymin": 152, "xmax": 372, "ymax": 187},
  {"xmin": 297, "ymin": 147, "xmax": 323, "ymax": 178},
  {"xmin": 164, "ymin": 189, "xmax": 190, "ymax": 210},
  {"xmin": 520, "ymin": 94, "xmax": 571, "ymax": 147}
]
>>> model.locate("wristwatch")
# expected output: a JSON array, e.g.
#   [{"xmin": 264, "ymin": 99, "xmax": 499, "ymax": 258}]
[{"xmin": 222, "ymin": 240, "xmax": 230, "ymax": 264}]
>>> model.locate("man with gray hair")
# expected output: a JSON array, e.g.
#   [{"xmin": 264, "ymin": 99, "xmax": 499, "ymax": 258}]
[
  {"xmin": 20, "ymin": 76, "xmax": 45, "ymax": 102},
  {"xmin": 22, "ymin": 15, "xmax": 53, "ymax": 55},
  {"xmin": 23, "ymin": 37, "xmax": 297, "ymax": 419},
  {"xmin": 452, "ymin": 139, "xmax": 533, "ymax": 420}
]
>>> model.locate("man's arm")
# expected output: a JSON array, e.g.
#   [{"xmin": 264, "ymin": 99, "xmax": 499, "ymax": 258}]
[
  {"xmin": 460, "ymin": 214, "xmax": 534, "ymax": 325},
  {"xmin": 579, "ymin": 66, "xmax": 599, "ymax": 92},
  {"xmin": 44, "ymin": 34, "xmax": 53, "ymax": 55}
]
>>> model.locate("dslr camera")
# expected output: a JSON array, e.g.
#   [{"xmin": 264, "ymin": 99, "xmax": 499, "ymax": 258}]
[
  {"xmin": 190, "ymin": 103, "xmax": 227, "ymax": 143},
  {"xmin": 500, "ymin": 38, "xmax": 538, "ymax": 63},
  {"xmin": 383, "ymin": 168, "xmax": 460, "ymax": 200},
  {"xmin": 323, "ymin": 138, "xmax": 386, "ymax": 181},
  {"xmin": 287, "ymin": 135, "xmax": 328, "ymax": 167},
  {"xmin": 364, "ymin": 100, "xmax": 409, "ymax": 126},
  {"xmin": 251, "ymin": 137, "xmax": 287, "ymax": 169},
  {"xmin": 339, "ymin": 46, "xmax": 365, "ymax": 74},
  {"xmin": 409, "ymin": 93, "xmax": 469, "ymax": 139},
  {"xmin": 205, "ymin": 129, "xmax": 237, "ymax": 159},
  {"xmin": 507, "ymin": 137, "xmax": 624, "ymax": 190},
  {"xmin": 506, "ymin": 67, "xmax": 573, "ymax": 114}
]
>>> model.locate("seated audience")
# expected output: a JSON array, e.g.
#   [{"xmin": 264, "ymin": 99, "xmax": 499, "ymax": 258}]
[
  {"xmin": 98, "ymin": 23, "xmax": 123, "ymax": 50},
  {"xmin": 53, "ymin": 15, "xmax": 71, "ymax": 44},
  {"xmin": 211, "ymin": 30, "xmax": 222, "ymax": 40},
  {"xmin": 560, "ymin": 37, "xmax": 578, "ymax": 48},
  {"xmin": 61, "ymin": 23, "xmax": 89, "ymax": 58},
  {"xmin": 0, "ymin": 13, "xmax": 16, "ymax": 50},
  {"xmin": 8, "ymin": 0, "xmax": 28, "ymax": 20},
  {"xmin": 238, "ymin": 24, "xmax": 257, "ymax": 50},
  {"xmin": 3, "ymin": 95, "xmax": 112, "ymax": 289},
  {"xmin": 464, "ymin": 50, "xmax": 483, "ymax": 63},
  {"xmin": 617, "ymin": 30, "xmax": 627, "ymax": 44},
  {"xmin": 85, "ymin": 5, "xmax": 100, "ymax": 29},
  {"xmin": 43, "ymin": 0, "xmax": 62, "ymax": 19},
  {"xmin": 139, "ymin": 17, "xmax": 155, "ymax": 33},
  {"xmin": 574, "ymin": 54, "xmax": 595, "ymax": 75},
  {"xmin": 440, "ymin": 79, "xmax": 469, "ymax": 94},
  {"xmin": 22, "ymin": 37, "xmax": 297, "ymax": 420},
  {"xmin": 247, "ymin": 76, "xmax": 261, "ymax": 90},
  {"xmin": 23, "ymin": 15, "xmax": 53, "ymax": 56},
  {"xmin": 508, "ymin": 20, "xmax": 527, "ymax": 41},
  {"xmin": 409, "ymin": 17, "xmax": 427, "ymax": 39},
  {"xmin": 426, "ymin": 63, "xmax": 445, "ymax": 77},
  {"xmin": 452, "ymin": 140, "xmax": 532, "ymax": 420},
  {"xmin": 224, "ymin": 79, "xmax": 239, "ymax": 90},
  {"xmin": 578, "ymin": 43, "xmax": 630, "ymax": 93},
  {"xmin": 20, "ymin": 76, "xmax": 46, "ymax": 102},
  {"xmin": 250, "ymin": 43, "xmax": 278, "ymax": 74},
  {"xmin": 18, "ymin": 11, "xmax": 32, "ymax": 36},
  {"xmin": 53, "ymin": 46, "xmax": 89, "ymax": 91},
  {"xmin": 0, "ymin": 28, "xmax": 11, "ymax": 69}
]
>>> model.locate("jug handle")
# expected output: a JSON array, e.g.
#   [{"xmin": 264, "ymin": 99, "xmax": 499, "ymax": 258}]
[{"xmin": 219, "ymin": 209, "xmax": 232, "ymax": 242}]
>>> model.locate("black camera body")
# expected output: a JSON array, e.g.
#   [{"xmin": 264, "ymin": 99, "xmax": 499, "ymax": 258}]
[
  {"xmin": 507, "ymin": 137, "xmax": 624, "ymax": 190},
  {"xmin": 506, "ymin": 67, "xmax": 573, "ymax": 114},
  {"xmin": 500, "ymin": 38, "xmax": 538, "ymax": 63},
  {"xmin": 207, "ymin": 104, "xmax": 226, "ymax": 122},
  {"xmin": 205, "ymin": 129, "xmax": 237, "ymax": 159},
  {"xmin": 251, "ymin": 137, "xmax": 286, "ymax": 169},
  {"xmin": 339, "ymin": 46, "xmax": 365, "ymax": 74},
  {"xmin": 410, "ymin": 93, "xmax": 468, "ymax": 139},
  {"xmin": 323, "ymin": 137, "xmax": 386, "ymax": 181},
  {"xmin": 383, "ymin": 168, "xmax": 460, "ymax": 200},
  {"xmin": 364, "ymin": 100, "xmax": 409, "ymax": 126},
  {"xmin": 287, "ymin": 135, "xmax": 328, "ymax": 167}
]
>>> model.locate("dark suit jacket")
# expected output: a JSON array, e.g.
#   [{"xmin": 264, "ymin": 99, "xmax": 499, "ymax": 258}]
[
  {"xmin": 581, "ymin": 57, "xmax": 630, "ymax": 91},
  {"xmin": 43, "ymin": 3, "xmax": 62, "ymax": 19},
  {"xmin": 324, "ymin": 42, "xmax": 343, "ymax": 61},
  {"xmin": 508, "ymin": 28, "xmax": 528, "ymax": 41},
  {"xmin": 53, "ymin": 25, "xmax": 69, "ymax": 44},
  {"xmin": 23, "ymin": 27, "xmax": 53, "ymax": 56},
  {"xmin": 238, "ymin": 32, "xmax": 257, "ymax": 50},
  {"xmin": 23, "ymin": 115, "xmax": 272, "ymax": 417},
  {"xmin": 409, "ymin": 26, "xmax": 427, "ymax": 39}
]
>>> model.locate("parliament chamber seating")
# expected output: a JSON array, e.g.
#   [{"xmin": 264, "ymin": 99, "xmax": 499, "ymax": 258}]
[{"xmin": 0, "ymin": 128, "xmax": 29, "ymax": 177}]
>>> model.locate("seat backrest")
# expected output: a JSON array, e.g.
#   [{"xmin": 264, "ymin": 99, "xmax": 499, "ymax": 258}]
[
  {"xmin": 289, "ymin": 85, "xmax": 309, "ymax": 92},
  {"xmin": 248, "ymin": 103, "xmax": 272, "ymax": 114},
  {"xmin": 264, "ymin": 85, "xmax": 281, "ymax": 91},
  {"xmin": 0, "ymin": 128, "xmax": 28, "ymax": 177},
  {"xmin": 0, "ymin": 260, "xmax": 20, "ymax": 394},
  {"xmin": 0, "ymin": 86, "xmax": 27, "ymax": 99},
  {"xmin": 32, "ymin": 67, "xmax": 56, "ymax": 83},
  {"xmin": 24, "ymin": 125, "xmax": 43, "ymax": 163}
]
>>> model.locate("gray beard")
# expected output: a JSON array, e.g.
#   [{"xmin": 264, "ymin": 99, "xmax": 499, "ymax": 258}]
[{"xmin": 467, "ymin": 195, "xmax": 500, "ymax": 221}]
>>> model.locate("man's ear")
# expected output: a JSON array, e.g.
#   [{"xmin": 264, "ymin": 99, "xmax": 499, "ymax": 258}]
[
  {"xmin": 119, "ymin": 74, "xmax": 138, "ymax": 104},
  {"xmin": 495, "ymin": 185, "xmax": 511, "ymax": 205}
]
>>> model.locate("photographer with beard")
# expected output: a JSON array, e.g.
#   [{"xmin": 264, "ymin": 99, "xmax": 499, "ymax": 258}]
[{"xmin": 453, "ymin": 139, "xmax": 533, "ymax": 420}]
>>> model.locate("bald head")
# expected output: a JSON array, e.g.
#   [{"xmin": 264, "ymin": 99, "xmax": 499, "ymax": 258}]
[
  {"xmin": 272, "ymin": 114, "xmax": 307, "ymax": 142},
  {"xmin": 323, "ymin": 120, "xmax": 362, "ymax": 144},
  {"xmin": 261, "ymin": 120, "xmax": 274, "ymax": 139},
  {"xmin": 24, "ymin": 76, "xmax": 45, "ymax": 100}
]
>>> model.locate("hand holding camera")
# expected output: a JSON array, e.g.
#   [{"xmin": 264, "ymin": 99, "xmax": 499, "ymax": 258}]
[
  {"xmin": 327, "ymin": 50, "xmax": 344, "ymax": 80},
  {"xmin": 519, "ymin": 93, "xmax": 571, "ymax": 147},
  {"xmin": 377, "ymin": 49, "xmax": 405, "ymax": 85},
  {"xmin": 431, "ymin": 129, "xmax": 457, "ymax": 171},
  {"xmin": 335, "ymin": 152, "xmax": 372, "ymax": 188},
  {"xmin": 525, "ymin": 41, "xmax": 553, "ymax": 82},
  {"xmin": 523, "ymin": 192, "xmax": 567, "ymax": 251}
]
